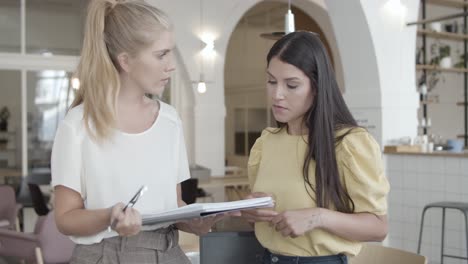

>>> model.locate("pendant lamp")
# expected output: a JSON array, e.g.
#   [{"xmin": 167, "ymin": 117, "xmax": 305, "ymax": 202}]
[{"xmin": 260, "ymin": 0, "xmax": 295, "ymax": 40}]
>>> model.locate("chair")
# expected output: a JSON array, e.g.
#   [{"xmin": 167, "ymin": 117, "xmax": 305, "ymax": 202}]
[
  {"xmin": 16, "ymin": 176, "xmax": 33, "ymax": 208},
  {"xmin": 14, "ymin": 174, "xmax": 52, "ymax": 232},
  {"xmin": 350, "ymin": 243, "xmax": 427, "ymax": 264},
  {"xmin": 196, "ymin": 187, "xmax": 215, "ymax": 203},
  {"xmin": 417, "ymin": 201, "xmax": 468, "ymax": 264},
  {"xmin": 28, "ymin": 183, "xmax": 50, "ymax": 216},
  {"xmin": 0, "ymin": 210, "xmax": 75, "ymax": 264},
  {"xmin": 181, "ymin": 178, "xmax": 214, "ymax": 204},
  {"xmin": 181, "ymin": 178, "xmax": 198, "ymax": 204},
  {"xmin": 0, "ymin": 185, "xmax": 22, "ymax": 231}
]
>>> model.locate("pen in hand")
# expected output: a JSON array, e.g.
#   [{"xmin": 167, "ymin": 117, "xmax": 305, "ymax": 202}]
[{"xmin": 108, "ymin": 185, "xmax": 148, "ymax": 232}]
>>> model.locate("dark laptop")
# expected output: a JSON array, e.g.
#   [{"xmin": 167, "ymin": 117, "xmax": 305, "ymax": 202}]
[{"xmin": 200, "ymin": 231, "xmax": 265, "ymax": 264}]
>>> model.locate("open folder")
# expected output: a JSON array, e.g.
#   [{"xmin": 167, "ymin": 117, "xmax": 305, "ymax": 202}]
[{"xmin": 142, "ymin": 197, "xmax": 274, "ymax": 225}]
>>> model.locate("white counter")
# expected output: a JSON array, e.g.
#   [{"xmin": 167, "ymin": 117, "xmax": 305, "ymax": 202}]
[{"xmin": 385, "ymin": 152, "xmax": 468, "ymax": 264}]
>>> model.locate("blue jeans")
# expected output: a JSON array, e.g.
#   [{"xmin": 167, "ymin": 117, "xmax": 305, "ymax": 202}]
[{"xmin": 262, "ymin": 249, "xmax": 348, "ymax": 264}]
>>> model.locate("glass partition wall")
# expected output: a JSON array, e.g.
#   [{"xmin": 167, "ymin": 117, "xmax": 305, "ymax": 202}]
[
  {"xmin": 0, "ymin": 70, "xmax": 21, "ymax": 169},
  {"xmin": 25, "ymin": 0, "xmax": 87, "ymax": 56},
  {"xmin": 0, "ymin": 0, "xmax": 84, "ymax": 177},
  {"xmin": 0, "ymin": 0, "xmax": 21, "ymax": 53},
  {"xmin": 0, "ymin": 0, "xmax": 179, "ymax": 178},
  {"xmin": 27, "ymin": 70, "xmax": 75, "ymax": 169}
]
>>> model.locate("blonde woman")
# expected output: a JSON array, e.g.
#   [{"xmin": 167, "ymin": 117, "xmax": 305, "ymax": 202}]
[{"xmin": 51, "ymin": 0, "xmax": 221, "ymax": 263}]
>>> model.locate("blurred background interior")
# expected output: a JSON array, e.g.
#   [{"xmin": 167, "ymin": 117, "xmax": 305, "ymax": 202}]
[{"xmin": 0, "ymin": 0, "xmax": 468, "ymax": 263}]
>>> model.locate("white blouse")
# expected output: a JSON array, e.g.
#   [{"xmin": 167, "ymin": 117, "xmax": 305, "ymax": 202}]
[{"xmin": 51, "ymin": 101, "xmax": 190, "ymax": 245}]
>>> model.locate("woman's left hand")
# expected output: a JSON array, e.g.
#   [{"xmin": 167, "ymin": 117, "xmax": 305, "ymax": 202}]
[{"xmin": 270, "ymin": 208, "xmax": 324, "ymax": 238}]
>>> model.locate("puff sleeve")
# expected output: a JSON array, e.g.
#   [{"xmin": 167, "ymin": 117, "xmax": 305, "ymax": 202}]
[
  {"xmin": 247, "ymin": 130, "xmax": 268, "ymax": 188},
  {"xmin": 339, "ymin": 131, "xmax": 390, "ymax": 215}
]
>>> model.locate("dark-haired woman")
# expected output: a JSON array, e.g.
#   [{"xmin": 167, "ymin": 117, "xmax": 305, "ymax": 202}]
[{"xmin": 241, "ymin": 31, "xmax": 390, "ymax": 264}]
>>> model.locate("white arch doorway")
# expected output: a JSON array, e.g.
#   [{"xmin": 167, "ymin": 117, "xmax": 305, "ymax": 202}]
[
  {"xmin": 149, "ymin": 0, "xmax": 417, "ymax": 175},
  {"xmin": 222, "ymin": 0, "xmax": 380, "ymax": 168}
]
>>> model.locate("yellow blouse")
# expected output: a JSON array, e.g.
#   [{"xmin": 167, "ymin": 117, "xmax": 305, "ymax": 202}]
[{"xmin": 248, "ymin": 127, "xmax": 389, "ymax": 257}]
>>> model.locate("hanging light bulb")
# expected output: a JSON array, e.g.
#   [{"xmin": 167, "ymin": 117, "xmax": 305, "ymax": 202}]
[
  {"xmin": 284, "ymin": 1, "xmax": 295, "ymax": 34},
  {"xmin": 196, "ymin": 0, "xmax": 208, "ymax": 94},
  {"xmin": 197, "ymin": 81, "xmax": 207, "ymax": 94},
  {"xmin": 197, "ymin": 74, "xmax": 207, "ymax": 94},
  {"xmin": 260, "ymin": 0, "xmax": 295, "ymax": 40}
]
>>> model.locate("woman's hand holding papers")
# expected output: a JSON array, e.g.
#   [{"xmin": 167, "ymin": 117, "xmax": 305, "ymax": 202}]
[
  {"xmin": 176, "ymin": 213, "xmax": 227, "ymax": 235},
  {"xmin": 239, "ymin": 193, "xmax": 323, "ymax": 238},
  {"xmin": 240, "ymin": 192, "xmax": 278, "ymax": 223},
  {"xmin": 269, "ymin": 208, "xmax": 323, "ymax": 238},
  {"xmin": 185, "ymin": 214, "xmax": 227, "ymax": 235}
]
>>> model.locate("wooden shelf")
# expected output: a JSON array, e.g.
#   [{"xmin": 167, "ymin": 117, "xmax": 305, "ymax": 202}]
[
  {"xmin": 0, "ymin": 148, "xmax": 16, "ymax": 152},
  {"xmin": 384, "ymin": 150, "xmax": 468, "ymax": 157},
  {"xmin": 427, "ymin": 0, "xmax": 468, "ymax": 8},
  {"xmin": 408, "ymin": 0, "xmax": 468, "ymax": 25},
  {"xmin": 457, "ymin": 134, "xmax": 468, "ymax": 139},
  {"xmin": 421, "ymin": 100, "xmax": 438, "ymax": 105},
  {"xmin": 418, "ymin": 29, "xmax": 468, "ymax": 41},
  {"xmin": 416, "ymin": 64, "xmax": 468, "ymax": 73},
  {"xmin": 457, "ymin": 101, "xmax": 468, "ymax": 106}
]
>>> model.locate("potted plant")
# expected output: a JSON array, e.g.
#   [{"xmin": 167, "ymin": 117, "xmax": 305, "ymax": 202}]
[
  {"xmin": 439, "ymin": 44, "xmax": 451, "ymax": 68},
  {"xmin": 454, "ymin": 52, "xmax": 466, "ymax": 68},
  {"xmin": 0, "ymin": 106, "xmax": 11, "ymax": 131}
]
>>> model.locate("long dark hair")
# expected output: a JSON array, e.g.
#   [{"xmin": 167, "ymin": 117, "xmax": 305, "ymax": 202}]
[{"xmin": 267, "ymin": 31, "xmax": 357, "ymax": 213}]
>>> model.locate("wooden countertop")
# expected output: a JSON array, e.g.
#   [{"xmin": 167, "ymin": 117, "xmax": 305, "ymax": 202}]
[
  {"xmin": 0, "ymin": 168, "xmax": 22, "ymax": 178},
  {"xmin": 384, "ymin": 150, "xmax": 468, "ymax": 157}
]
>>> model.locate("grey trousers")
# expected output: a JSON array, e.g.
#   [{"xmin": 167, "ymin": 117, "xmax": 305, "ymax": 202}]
[{"xmin": 70, "ymin": 226, "xmax": 191, "ymax": 264}]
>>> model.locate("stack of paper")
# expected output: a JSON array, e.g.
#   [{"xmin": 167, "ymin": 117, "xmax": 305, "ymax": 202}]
[{"xmin": 142, "ymin": 197, "xmax": 274, "ymax": 225}]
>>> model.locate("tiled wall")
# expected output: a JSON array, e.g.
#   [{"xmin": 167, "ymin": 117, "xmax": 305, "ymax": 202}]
[{"xmin": 385, "ymin": 154, "xmax": 468, "ymax": 264}]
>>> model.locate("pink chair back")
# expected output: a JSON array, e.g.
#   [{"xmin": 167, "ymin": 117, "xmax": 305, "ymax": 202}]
[
  {"xmin": 35, "ymin": 212, "xmax": 75, "ymax": 263},
  {"xmin": 0, "ymin": 185, "xmax": 17, "ymax": 230}
]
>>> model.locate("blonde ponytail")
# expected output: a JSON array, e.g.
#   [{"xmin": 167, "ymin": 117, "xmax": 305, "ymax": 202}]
[{"xmin": 71, "ymin": 0, "xmax": 171, "ymax": 142}]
